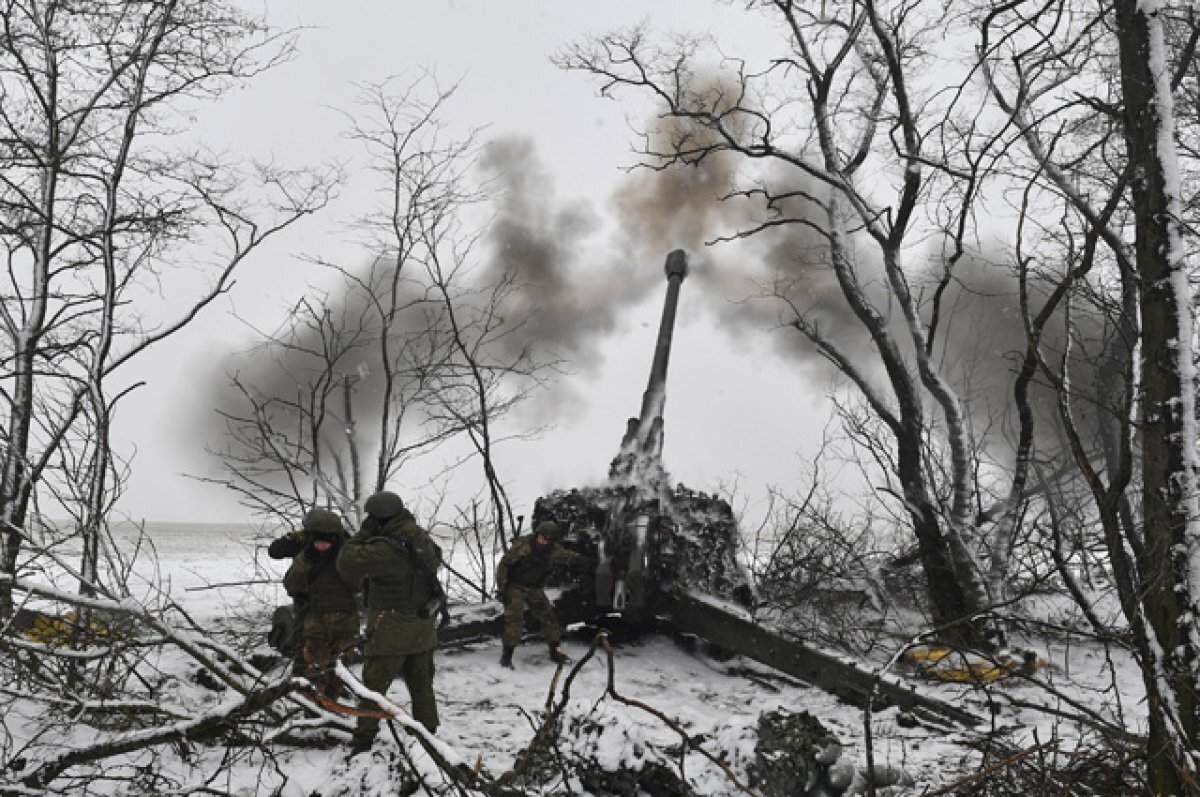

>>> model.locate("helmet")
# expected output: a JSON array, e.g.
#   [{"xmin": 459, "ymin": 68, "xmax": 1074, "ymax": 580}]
[
  {"xmin": 303, "ymin": 509, "xmax": 344, "ymax": 537},
  {"xmin": 364, "ymin": 491, "xmax": 405, "ymax": 520},
  {"xmin": 534, "ymin": 520, "xmax": 560, "ymax": 542}
]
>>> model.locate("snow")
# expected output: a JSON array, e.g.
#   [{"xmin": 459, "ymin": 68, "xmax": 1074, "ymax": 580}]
[{"xmin": 2, "ymin": 523, "xmax": 1150, "ymax": 795}]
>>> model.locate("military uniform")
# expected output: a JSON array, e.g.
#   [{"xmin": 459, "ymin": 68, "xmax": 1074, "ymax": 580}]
[
  {"xmin": 270, "ymin": 511, "xmax": 356, "ymax": 679},
  {"xmin": 267, "ymin": 530, "xmax": 305, "ymax": 560},
  {"xmin": 267, "ymin": 530, "xmax": 307, "ymax": 664},
  {"xmin": 496, "ymin": 520, "xmax": 590, "ymax": 666},
  {"xmin": 337, "ymin": 491, "xmax": 442, "ymax": 750}
]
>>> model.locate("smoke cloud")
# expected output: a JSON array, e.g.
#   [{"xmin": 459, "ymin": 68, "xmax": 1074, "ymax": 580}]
[
  {"xmin": 476, "ymin": 137, "xmax": 636, "ymax": 367},
  {"xmin": 690, "ymin": 177, "xmax": 884, "ymax": 379},
  {"xmin": 196, "ymin": 67, "xmax": 1125, "ymax": 505},
  {"xmin": 599, "ymin": 70, "xmax": 884, "ymax": 384},
  {"xmin": 921, "ymin": 252, "xmax": 1120, "ymax": 459}
]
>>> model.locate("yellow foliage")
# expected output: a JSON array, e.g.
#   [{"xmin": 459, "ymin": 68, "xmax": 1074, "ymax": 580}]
[
  {"xmin": 902, "ymin": 645, "xmax": 1045, "ymax": 684},
  {"xmin": 929, "ymin": 664, "xmax": 1007, "ymax": 683},
  {"xmin": 23, "ymin": 610, "xmax": 115, "ymax": 646},
  {"xmin": 902, "ymin": 646, "xmax": 952, "ymax": 663}
]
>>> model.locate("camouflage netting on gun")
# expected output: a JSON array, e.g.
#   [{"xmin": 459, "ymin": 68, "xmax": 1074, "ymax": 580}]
[{"xmin": 532, "ymin": 479, "xmax": 753, "ymax": 613}]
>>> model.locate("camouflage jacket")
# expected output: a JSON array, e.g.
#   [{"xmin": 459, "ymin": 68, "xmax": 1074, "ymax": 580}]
[
  {"xmin": 496, "ymin": 534, "xmax": 589, "ymax": 592},
  {"xmin": 282, "ymin": 552, "xmax": 358, "ymax": 616},
  {"xmin": 337, "ymin": 510, "xmax": 442, "ymax": 656}
]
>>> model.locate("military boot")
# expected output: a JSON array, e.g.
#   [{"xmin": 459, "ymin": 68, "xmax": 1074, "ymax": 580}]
[
  {"xmin": 499, "ymin": 645, "xmax": 514, "ymax": 668},
  {"xmin": 548, "ymin": 642, "xmax": 567, "ymax": 664}
]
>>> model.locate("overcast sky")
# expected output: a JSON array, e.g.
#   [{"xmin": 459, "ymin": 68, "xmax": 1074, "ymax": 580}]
[{"xmin": 113, "ymin": 1, "xmax": 835, "ymax": 527}]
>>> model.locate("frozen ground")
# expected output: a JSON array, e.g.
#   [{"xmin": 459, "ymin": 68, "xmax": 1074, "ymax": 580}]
[{"xmin": 4, "ymin": 522, "xmax": 1146, "ymax": 795}]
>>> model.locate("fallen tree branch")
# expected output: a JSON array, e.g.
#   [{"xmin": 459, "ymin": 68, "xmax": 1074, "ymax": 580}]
[
  {"xmin": 496, "ymin": 631, "xmax": 759, "ymax": 794},
  {"xmin": 0, "ymin": 686, "xmax": 193, "ymax": 722},
  {"xmin": 332, "ymin": 662, "xmax": 508, "ymax": 796},
  {"xmin": 998, "ymin": 675, "xmax": 1144, "ymax": 746},
  {"xmin": 18, "ymin": 679, "xmax": 298, "ymax": 789},
  {"xmin": 4, "ymin": 572, "xmax": 265, "ymax": 699},
  {"xmin": 494, "ymin": 630, "xmax": 603, "ymax": 790},
  {"xmin": 184, "ymin": 578, "xmax": 276, "ymax": 592}
]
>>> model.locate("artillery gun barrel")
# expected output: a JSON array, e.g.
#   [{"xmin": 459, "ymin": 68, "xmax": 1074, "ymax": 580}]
[
  {"xmin": 622, "ymin": 249, "xmax": 689, "ymax": 459},
  {"xmin": 639, "ymin": 249, "xmax": 689, "ymax": 427}
]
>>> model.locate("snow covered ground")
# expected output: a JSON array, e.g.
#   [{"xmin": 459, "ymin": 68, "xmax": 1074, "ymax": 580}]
[{"xmin": 3, "ymin": 522, "xmax": 1146, "ymax": 795}]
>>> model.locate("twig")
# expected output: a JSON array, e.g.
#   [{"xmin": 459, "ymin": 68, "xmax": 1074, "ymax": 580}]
[
  {"xmin": 919, "ymin": 741, "xmax": 1059, "ymax": 796},
  {"xmin": 184, "ymin": 579, "xmax": 276, "ymax": 592},
  {"xmin": 495, "ymin": 632, "xmax": 604, "ymax": 789},
  {"xmin": 440, "ymin": 560, "xmax": 485, "ymax": 597},
  {"xmin": 596, "ymin": 634, "xmax": 758, "ymax": 796}
]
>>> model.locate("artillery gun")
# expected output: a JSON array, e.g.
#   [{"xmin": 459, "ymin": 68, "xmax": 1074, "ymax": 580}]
[
  {"xmin": 519, "ymin": 250, "xmax": 980, "ymax": 728},
  {"xmin": 532, "ymin": 249, "xmax": 752, "ymax": 624}
]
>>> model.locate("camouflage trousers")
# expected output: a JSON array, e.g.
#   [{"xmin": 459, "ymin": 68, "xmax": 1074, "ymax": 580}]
[
  {"xmin": 298, "ymin": 611, "xmax": 359, "ymax": 699},
  {"xmin": 300, "ymin": 633, "xmax": 358, "ymax": 698},
  {"xmin": 353, "ymin": 649, "xmax": 438, "ymax": 745},
  {"xmin": 502, "ymin": 584, "xmax": 560, "ymax": 648}
]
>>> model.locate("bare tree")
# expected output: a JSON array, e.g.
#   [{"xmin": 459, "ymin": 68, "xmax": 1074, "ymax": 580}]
[
  {"xmin": 415, "ymin": 174, "xmax": 548, "ymax": 547},
  {"xmin": 212, "ymin": 275, "xmax": 455, "ymax": 526},
  {"xmin": 0, "ymin": 0, "xmax": 333, "ymax": 613},
  {"xmin": 210, "ymin": 75, "xmax": 550, "ymax": 566},
  {"xmin": 977, "ymin": 2, "xmax": 1200, "ymax": 791}
]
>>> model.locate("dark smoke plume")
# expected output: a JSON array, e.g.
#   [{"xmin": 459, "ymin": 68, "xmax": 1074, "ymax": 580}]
[
  {"xmin": 691, "ymin": 176, "xmax": 885, "ymax": 380},
  {"xmin": 479, "ymin": 136, "xmax": 635, "ymax": 369},
  {"xmin": 600, "ymin": 70, "xmax": 884, "ymax": 384},
  {"xmin": 197, "ymin": 264, "xmax": 450, "ymax": 501}
]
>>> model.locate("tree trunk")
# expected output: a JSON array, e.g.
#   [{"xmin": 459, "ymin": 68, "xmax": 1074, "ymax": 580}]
[
  {"xmin": 896, "ymin": 431, "xmax": 982, "ymax": 647},
  {"xmin": 1115, "ymin": 1, "xmax": 1200, "ymax": 792}
]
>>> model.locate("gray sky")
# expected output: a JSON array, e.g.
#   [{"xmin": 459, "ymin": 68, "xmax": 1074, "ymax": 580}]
[{"xmin": 113, "ymin": 1, "xmax": 834, "ymax": 525}]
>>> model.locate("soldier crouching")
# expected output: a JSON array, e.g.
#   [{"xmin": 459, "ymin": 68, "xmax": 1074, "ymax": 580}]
[
  {"xmin": 337, "ymin": 490, "xmax": 443, "ymax": 754},
  {"xmin": 496, "ymin": 520, "xmax": 591, "ymax": 667}
]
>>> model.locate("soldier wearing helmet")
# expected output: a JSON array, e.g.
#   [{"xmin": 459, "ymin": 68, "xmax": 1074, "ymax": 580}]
[
  {"xmin": 495, "ymin": 519, "xmax": 591, "ymax": 668},
  {"xmin": 272, "ymin": 509, "xmax": 359, "ymax": 698},
  {"xmin": 337, "ymin": 490, "xmax": 443, "ymax": 753}
]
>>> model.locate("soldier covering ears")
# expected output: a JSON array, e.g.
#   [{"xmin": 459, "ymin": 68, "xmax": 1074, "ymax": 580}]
[{"xmin": 279, "ymin": 509, "xmax": 359, "ymax": 699}]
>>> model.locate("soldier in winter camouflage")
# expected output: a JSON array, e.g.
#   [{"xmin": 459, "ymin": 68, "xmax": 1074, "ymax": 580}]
[
  {"xmin": 277, "ymin": 509, "xmax": 359, "ymax": 699},
  {"xmin": 337, "ymin": 491, "xmax": 443, "ymax": 753},
  {"xmin": 496, "ymin": 520, "xmax": 591, "ymax": 667}
]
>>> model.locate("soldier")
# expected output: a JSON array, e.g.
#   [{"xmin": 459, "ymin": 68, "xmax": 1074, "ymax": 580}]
[
  {"xmin": 337, "ymin": 490, "xmax": 442, "ymax": 753},
  {"xmin": 279, "ymin": 509, "xmax": 359, "ymax": 699},
  {"xmin": 496, "ymin": 520, "xmax": 590, "ymax": 668},
  {"xmin": 266, "ymin": 529, "xmax": 305, "ymax": 663}
]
